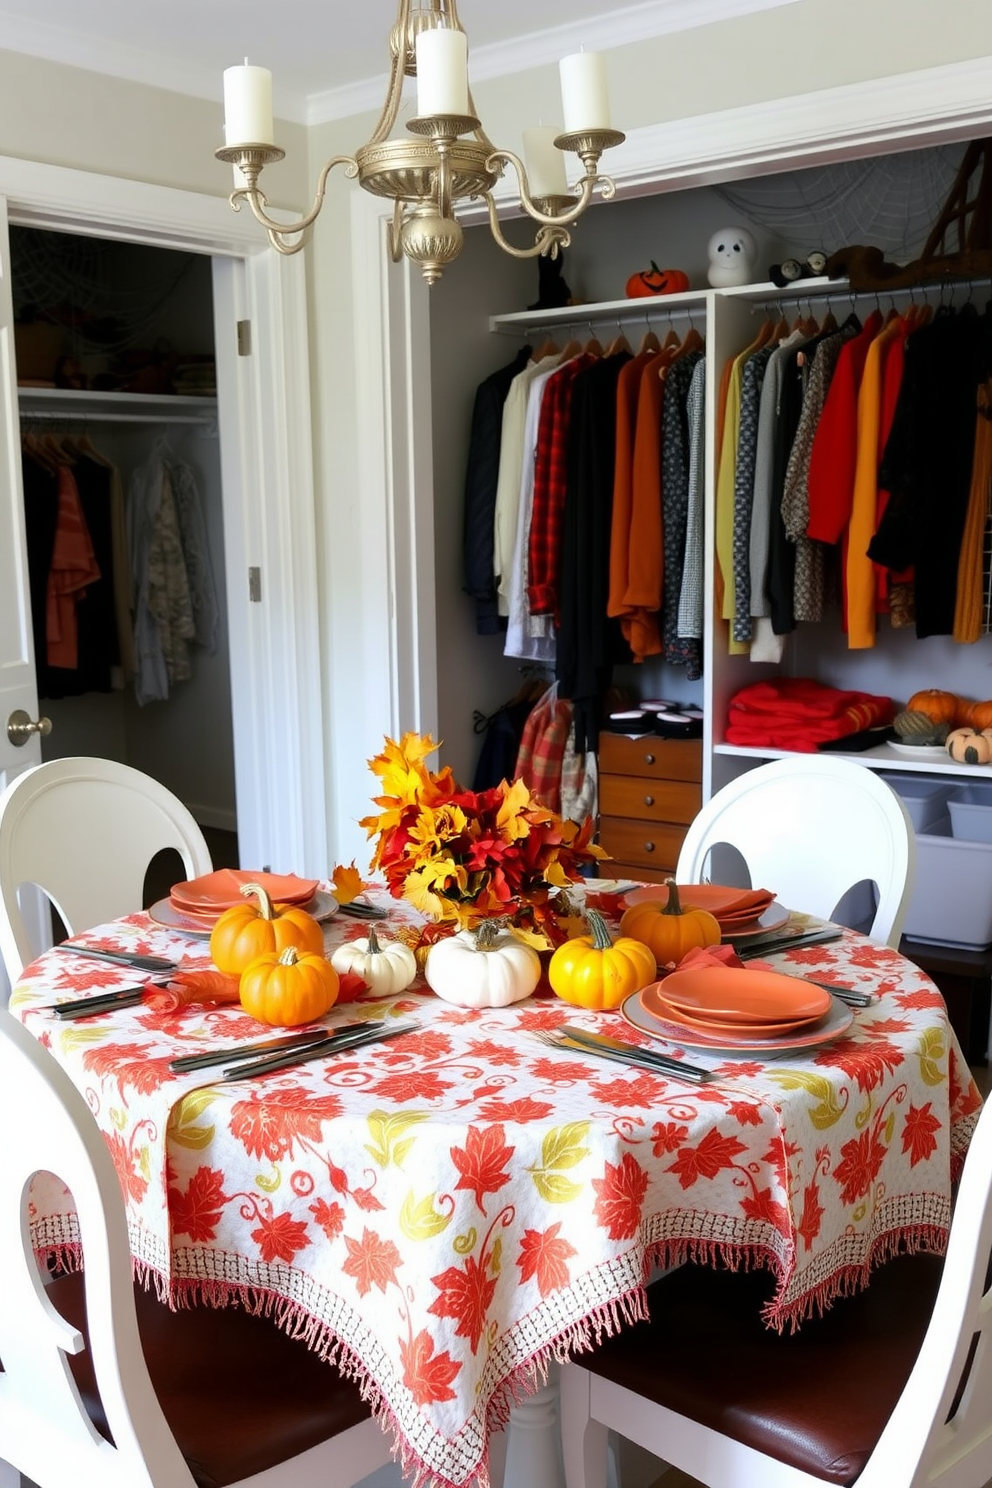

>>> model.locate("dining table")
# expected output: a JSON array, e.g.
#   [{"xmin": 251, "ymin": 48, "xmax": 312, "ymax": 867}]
[{"xmin": 8, "ymin": 883, "xmax": 983, "ymax": 1488}]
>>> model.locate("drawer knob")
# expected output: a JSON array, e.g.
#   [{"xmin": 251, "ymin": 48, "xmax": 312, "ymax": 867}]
[
  {"xmin": 643, "ymin": 841, "xmax": 656, "ymax": 853},
  {"xmin": 643, "ymin": 752, "xmax": 656, "ymax": 765},
  {"xmin": 644, "ymin": 794, "xmax": 655, "ymax": 807}
]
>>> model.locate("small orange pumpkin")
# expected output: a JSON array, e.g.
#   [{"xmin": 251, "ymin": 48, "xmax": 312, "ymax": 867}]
[
  {"xmin": 907, "ymin": 689, "xmax": 962, "ymax": 727},
  {"xmin": 210, "ymin": 882, "xmax": 324, "ymax": 975},
  {"xmin": 239, "ymin": 945, "xmax": 340, "ymax": 1027},
  {"xmin": 625, "ymin": 261, "xmax": 691, "ymax": 298},
  {"xmin": 548, "ymin": 909, "xmax": 657, "ymax": 1011},
  {"xmin": 619, "ymin": 879, "xmax": 722, "ymax": 968}
]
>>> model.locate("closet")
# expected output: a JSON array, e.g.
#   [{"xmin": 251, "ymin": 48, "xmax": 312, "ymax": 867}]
[
  {"xmin": 429, "ymin": 139, "xmax": 992, "ymax": 1002},
  {"xmin": 11, "ymin": 225, "xmax": 236, "ymax": 842}
]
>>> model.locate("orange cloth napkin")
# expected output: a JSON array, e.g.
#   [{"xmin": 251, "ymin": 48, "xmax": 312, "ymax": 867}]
[
  {"xmin": 144, "ymin": 970, "xmax": 241, "ymax": 1013},
  {"xmin": 664, "ymin": 943, "xmax": 775, "ymax": 976}
]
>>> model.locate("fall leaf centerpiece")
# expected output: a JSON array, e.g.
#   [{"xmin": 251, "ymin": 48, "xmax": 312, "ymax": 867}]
[{"xmin": 359, "ymin": 732, "xmax": 606, "ymax": 950}]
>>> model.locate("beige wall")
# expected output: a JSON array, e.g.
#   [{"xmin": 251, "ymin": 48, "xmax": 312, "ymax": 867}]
[{"xmin": 0, "ymin": 46, "xmax": 309, "ymax": 201}]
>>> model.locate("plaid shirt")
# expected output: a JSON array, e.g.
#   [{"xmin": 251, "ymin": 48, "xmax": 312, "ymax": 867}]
[
  {"xmin": 514, "ymin": 684, "xmax": 573, "ymax": 812},
  {"xmin": 527, "ymin": 354, "xmax": 594, "ymax": 622}
]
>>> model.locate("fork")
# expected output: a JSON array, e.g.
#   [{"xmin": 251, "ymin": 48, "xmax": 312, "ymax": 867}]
[{"xmin": 531, "ymin": 1029, "xmax": 711, "ymax": 1084}]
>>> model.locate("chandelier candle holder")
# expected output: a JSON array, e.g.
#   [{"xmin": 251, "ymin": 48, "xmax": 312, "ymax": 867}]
[{"xmin": 215, "ymin": 0, "xmax": 625, "ymax": 285}]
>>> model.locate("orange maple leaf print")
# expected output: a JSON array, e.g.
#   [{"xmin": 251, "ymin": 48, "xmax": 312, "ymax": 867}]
[
  {"xmin": 169, "ymin": 1165, "xmax": 230, "ymax": 1243},
  {"xmin": 591, "ymin": 1152, "xmax": 648, "ymax": 1239},
  {"xmin": 342, "ymin": 1227, "xmax": 403, "ymax": 1296},
  {"xmin": 451, "ymin": 1124, "xmax": 514, "ymax": 1213},
  {"xmin": 399, "ymin": 1330, "xmax": 460, "ymax": 1404},
  {"xmin": 517, "ymin": 1223, "xmax": 578, "ymax": 1297}
]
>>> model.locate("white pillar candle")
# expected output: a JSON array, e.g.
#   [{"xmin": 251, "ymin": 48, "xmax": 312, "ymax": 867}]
[
  {"xmin": 523, "ymin": 126, "xmax": 569, "ymax": 198},
  {"xmin": 223, "ymin": 62, "xmax": 274, "ymax": 148},
  {"xmin": 415, "ymin": 27, "xmax": 469, "ymax": 117},
  {"xmin": 559, "ymin": 51, "xmax": 611, "ymax": 134}
]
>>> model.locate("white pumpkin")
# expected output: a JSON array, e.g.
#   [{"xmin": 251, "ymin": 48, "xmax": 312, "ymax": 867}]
[
  {"xmin": 425, "ymin": 920, "xmax": 541, "ymax": 1008},
  {"xmin": 330, "ymin": 924, "xmax": 417, "ymax": 997}
]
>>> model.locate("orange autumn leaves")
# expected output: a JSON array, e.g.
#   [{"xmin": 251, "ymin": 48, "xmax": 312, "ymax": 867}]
[{"xmin": 357, "ymin": 732, "xmax": 606, "ymax": 935}]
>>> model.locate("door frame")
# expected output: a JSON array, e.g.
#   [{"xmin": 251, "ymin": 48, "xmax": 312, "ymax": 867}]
[
  {"xmin": 344, "ymin": 53, "xmax": 992, "ymax": 790},
  {"xmin": 0, "ymin": 153, "xmax": 328, "ymax": 878}
]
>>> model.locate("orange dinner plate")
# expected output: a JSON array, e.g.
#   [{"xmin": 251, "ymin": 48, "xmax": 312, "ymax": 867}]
[
  {"xmin": 643, "ymin": 989, "xmax": 826, "ymax": 1038},
  {"xmin": 622, "ymin": 990, "xmax": 854, "ymax": 1055},
  {"xmin": 644, "ymin": 967, "xmax": 831, "ymax": 1024},
  {"xmin": 170, "ymin": 868, "xmax": 320, "ymax": 913}
]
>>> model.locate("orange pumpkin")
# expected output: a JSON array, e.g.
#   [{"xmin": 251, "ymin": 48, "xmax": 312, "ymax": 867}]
[
  {"xmin": 548, "ymin": 909, "xmax": 657, "ymax": 1011},
  {"xmin": 620, "ymin": 879, "xmax": 722, "ymax": 967},
  {"xmin": 965, "ymin": 699, "xmax": 992, "ymax": 730},
  {"xmin": 210, "ymin": 882, "xmax": 324, "ymax": 975},
  {"xmin": 239, "ymin": 945, "xmax": 340, "ymax": 1026},
  {"xmin": 625, "ymin": 261, "xmax": 691, "ymax": 298},
  {"xmin": 907, "ymin": 689, "xmax": 962, "ymax": 727}
]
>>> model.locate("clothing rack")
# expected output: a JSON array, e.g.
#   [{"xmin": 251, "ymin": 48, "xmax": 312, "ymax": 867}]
[
  {"xmin": 17, "ymin": 387, "xmax": 218, "ymax": 430},
  {"xmin": 748, "ymin": 273, "xmax": 992, "ymax": 316},
  {"xmin": 21, "ymin": 410, "xmax": 215, "ymax": 426}
]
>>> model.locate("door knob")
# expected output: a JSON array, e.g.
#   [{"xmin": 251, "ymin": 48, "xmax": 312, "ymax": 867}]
[{"xmin": 7, "ymin": 709, "xmax": 53, "ymax": 747}]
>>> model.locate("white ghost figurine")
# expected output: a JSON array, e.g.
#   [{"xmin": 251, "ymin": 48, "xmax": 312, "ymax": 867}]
[{"xmin": 706, "ymin": 226, "xmax": 757, "ymax": 287}]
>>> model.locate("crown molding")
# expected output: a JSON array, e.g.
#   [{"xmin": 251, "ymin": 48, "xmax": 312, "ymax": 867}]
[
  {"xmin": 460, "ymin": 52, "xmax": 992, "ymax": 220},
  {"xmin": 305, "ymin": 0, "xmax": 802, "ymax": 126}
]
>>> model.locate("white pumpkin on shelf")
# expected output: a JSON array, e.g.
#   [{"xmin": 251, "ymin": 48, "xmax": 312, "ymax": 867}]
[{"xmin": 424, "ymin": 920, "xmax": 541, "ymax": 1008}]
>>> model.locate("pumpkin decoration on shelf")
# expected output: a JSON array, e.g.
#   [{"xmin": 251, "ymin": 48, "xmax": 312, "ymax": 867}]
[
  {"xmin": 892, "ymin": 709, "xmax": 949, "ymax": 746},
  {"xmin": 548, "ymin": 909, "xmax": 657, "ymax": 1011},
  {"xmin": 619, "ymin": 879, "xmax": 722, "ymax": 968},
  {"xmin": 424, "ymin": 920, "xmax": 542, "ymax": 1008},
  {"xmin": 209, "ymin": 882, "xmax": 324, "ymax": 975},
  {"xmin": 945, "ymin": 727, "xmax": 992, "ymax": 766},
  {"xmin": 965, "ymin": 699, "xmax": 992, "ymax": 731},
  {"xmin": 906, "ymin": 689, "xmax": 968, "ymax": 728},
  {"xmin": 239, "ymin": 945, "xmax": 340, "ymax": 1026},
  {"xmin": 330, "ymin": 924, "xmax": 417, "ymax": 998},
  {"xmin": 625, "ymin": 261, "xmax": 690, "ymax": 298}
]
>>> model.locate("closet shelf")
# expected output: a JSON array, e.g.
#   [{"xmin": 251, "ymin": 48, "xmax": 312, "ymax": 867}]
[
  {"xmin": 488, "ymin": 271, "xmax": 991, "ymax": 335},
  {"xmin": 18, "ymin": 387, "xmax": 218, "ymax": 426},
  {"xmin": 714, "ymin": 741, "xmax": 992, "ymax": 779}
]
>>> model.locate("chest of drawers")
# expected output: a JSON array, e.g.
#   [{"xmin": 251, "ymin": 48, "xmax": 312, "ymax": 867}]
[{"xmin": 597, "ymin": 732, "xmax": 703, "ymax": 882}]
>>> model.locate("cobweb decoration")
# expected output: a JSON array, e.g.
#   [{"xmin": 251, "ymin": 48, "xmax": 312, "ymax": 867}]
[{"xmin": 712, "ymin": 143, "xmax": 967, "ymax": 262}]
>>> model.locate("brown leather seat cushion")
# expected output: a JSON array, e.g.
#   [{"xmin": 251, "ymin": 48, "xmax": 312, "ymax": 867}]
[
  {"xmin": 48, "ymin": 1272, "xmax": 378, "ymax": 1488},
  {"xmin": 579, "ymin": 1254, "xmax": 943, "ymax": 1486}
]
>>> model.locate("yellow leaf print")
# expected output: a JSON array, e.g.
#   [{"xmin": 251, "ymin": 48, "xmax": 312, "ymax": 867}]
[
  {"xmin": 256, "ymin": 1168, "xmax": 281, "ymax": 1194},
  {"xmin": 917, "ymin": 1027, "xmax": 947, "ymax": 1088},
  {"xmin": 540, "ymin": 1122, "xmax": 590, "ymax": 1171},
  {"xmin": 533, "ymin": 1172, "xmax": 582, "ymax": 1203},
  {"xmin": 169, "ymin": 1089, "xmax": 218, "ymax": 1150},
  {"xmin": 365, "ymin": 1109, "xmax": 431, "ymax": 1168},
  {"xmin": 400, "ymin": 1191, "xmax": 453, "ymax": 1241},
  {"xmin": 766, "ymin": 1069, "xmax": 847, "ymax": 1129}
]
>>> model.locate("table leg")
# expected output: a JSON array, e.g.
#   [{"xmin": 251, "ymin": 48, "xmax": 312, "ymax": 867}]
[{"xmin": 501, "ymin": 1361, "xmax": 565, "ymax": 1488}]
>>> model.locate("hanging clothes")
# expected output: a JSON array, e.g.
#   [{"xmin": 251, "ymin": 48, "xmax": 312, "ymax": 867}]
[{"xmin": 463, "ymin": 346, "xmax": 532, "ymax": 635}]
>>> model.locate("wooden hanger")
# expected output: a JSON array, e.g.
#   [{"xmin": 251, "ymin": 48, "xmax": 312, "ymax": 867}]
[
  {"xmin": 534, "ymin": 335, "xmax": 560, "ymax": 360},
  {"xmin": 639, "ymin": 327, "xmax": 662, "ymax": 353},
  {"xmin": 21, "ymin": 432, "xmax": 60, "ymax": 472},
  {"xmin": 584, "ymin": 331, "xmax": 605, "ymax": 356},
  {"xmin": 605, "ymin": 328, "xmax": 633, "ymax": 356},
  {"xmin": 559, "ymin": 337, "xmax": 583, "ymax": 361}
]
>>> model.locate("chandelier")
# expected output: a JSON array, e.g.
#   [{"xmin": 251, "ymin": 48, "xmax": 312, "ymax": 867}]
[{"xmin": 215, "ymin": 0, "xmax": 625, "ymax": 285}]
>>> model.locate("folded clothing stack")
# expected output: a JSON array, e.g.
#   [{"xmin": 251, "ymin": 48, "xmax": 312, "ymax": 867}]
[{"xmin": 725, "ymin": 677, "xmax": 895, "ymax": 751}]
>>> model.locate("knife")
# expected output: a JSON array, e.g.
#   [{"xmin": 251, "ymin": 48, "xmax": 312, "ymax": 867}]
[
  {"xmin": 48, "ymin": 985, "xmax": 155, "ymax": 1019},
  {"xmin": 558, "ymin": 1026, "xmax": 711, "ymax": 1084},
  {"xmin": 221, "ymin": 1020, "xmax": 420, "ymax": 1081},
  {"xmin": 168, "ymin": 1021, "xmax": 384, "ymax": 1073},
  {"xmin": 737, "ymin": 928, "xmax": 843, "ymax": 960},
  {"xmin": 55, "ymin": 944, "xmax": 178, "ymax": 974}
]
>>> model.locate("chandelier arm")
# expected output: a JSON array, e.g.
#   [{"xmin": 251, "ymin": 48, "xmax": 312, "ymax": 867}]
[
  {"xmin": 484, "ymin": 147, "xmax": 601, "ymax": 229},
  {"xmin": 483, "ymin": 194, "xmax": 573, "ymax": 260},
  {"xmin": 386, "ymin": 199, "xmax": 406, "ymax": 263},
  {"xmin": 368, "ymin": 0, "xmax": 410, "ymax": 147},
  {"xmin": 231, "ymin": 155, "xmax": 359, "ymax": 242}
]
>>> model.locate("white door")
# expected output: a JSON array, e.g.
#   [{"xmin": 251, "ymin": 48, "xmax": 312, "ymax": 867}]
[{"xmin": 0, "ymin": 192, "xmax": 45, "ymax": 789}]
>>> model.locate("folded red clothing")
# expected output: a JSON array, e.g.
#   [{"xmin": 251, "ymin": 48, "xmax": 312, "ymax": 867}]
[{"xmin": 726, "ymin": 678, "xmax": 894, "ymax": 750}]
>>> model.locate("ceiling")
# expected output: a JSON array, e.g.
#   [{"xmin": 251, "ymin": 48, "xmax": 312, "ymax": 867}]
[{"xmin": 0, "ymin": 0, "xmax": 798, "ymax": 125}]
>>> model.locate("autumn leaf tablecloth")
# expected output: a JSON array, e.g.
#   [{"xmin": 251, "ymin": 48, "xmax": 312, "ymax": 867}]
[{"xmin": 12, "ymin": 900, "xmax": 982, "ymax": 1488}]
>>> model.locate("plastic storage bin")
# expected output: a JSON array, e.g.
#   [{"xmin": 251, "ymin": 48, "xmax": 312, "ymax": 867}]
[
  {"xmin": 901, "ymin": 815, "xmax": 992, "ymax": 949},
  {"xmin": 879, "ymin": 773, "xmax": 954, "ymax": 834},
  {"xmin": 947, "ymin": 781, "xmax": 992, "ymax": 844}
]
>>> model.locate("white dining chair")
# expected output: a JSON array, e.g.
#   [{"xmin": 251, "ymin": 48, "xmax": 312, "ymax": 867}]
[
  {"xmin": 0, "ymin": 756, "xmax": 213, "ymax": 984},
  {"xmin": 560, "ymin": 1096, "xmax": 992, "ymax": 1488},
  {"xmin": 0, "ymin": 1007, "xmax": 396, "ymax": 1488},
  {"xmin": 676, "ymin": 755, "xmax": 916, "ymax": 947}
]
